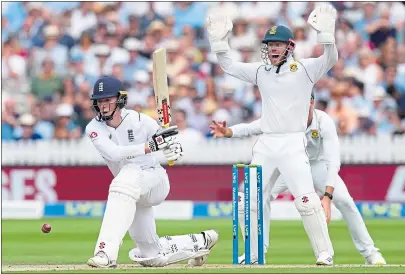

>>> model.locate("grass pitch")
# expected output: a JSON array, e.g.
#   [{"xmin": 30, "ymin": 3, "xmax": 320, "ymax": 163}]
[{"xmin": 2, "ymin": 219, "xmax": 404, "ymax": 273}]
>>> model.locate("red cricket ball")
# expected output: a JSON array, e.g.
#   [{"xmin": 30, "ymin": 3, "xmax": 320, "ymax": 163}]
[{"xmin": 42, "ymin": 223, "xmax": 52, "ymax": 233}]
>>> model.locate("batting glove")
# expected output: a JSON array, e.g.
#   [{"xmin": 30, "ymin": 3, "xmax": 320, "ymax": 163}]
[
  {"xmin": 307, "ymin": 4, "xmax": 337, "ymax": 44},
  {"xmin": 163, "ymin": 141, "xmax": 183, "ymax": 162},
  {"xmin": 148, "ymin": 126, "xmax": 179, "ymax": 152}
]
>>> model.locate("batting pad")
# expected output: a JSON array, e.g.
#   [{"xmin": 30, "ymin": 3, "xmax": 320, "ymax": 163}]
[
  {"xmin": 95, "ymin": 192, "xmax": 137, "ymax": 261},
  {"xmin": 294, "ymin": 193, "xmax": 334, "ymax": 258}
]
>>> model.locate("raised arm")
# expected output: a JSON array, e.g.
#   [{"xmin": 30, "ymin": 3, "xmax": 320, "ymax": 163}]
[
  {"xmin": 206, "ymin": 12, "xmax": 262, "ymax": 84},
  {"xmin": 303, "ymin": 4, "xmax": 339, "ymax": 83}
]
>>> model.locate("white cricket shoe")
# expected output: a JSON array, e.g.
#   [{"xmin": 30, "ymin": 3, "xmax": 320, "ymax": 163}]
[
  {"xmin": 366, "ymin": 252, "xmax": 386, "ymax": 265},
  {"xmin": 238, "ymin": 253, "xmax": 263, "ymax": 264},
  {"xmin": 87, "ymin": 251, "xmax": 117, "ymax": 268},
  {"xmin": 188, "ymin": 230, "xmax": 219, "ymax": 266},
  {"xmin": 316, "ymin": 252, "xmax": 333, "ymax": 265}
]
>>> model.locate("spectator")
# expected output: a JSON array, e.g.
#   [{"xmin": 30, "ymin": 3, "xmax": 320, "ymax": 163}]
[
  {"xmin": 127, "ymin": 70, "xmax": 152, "ymax": 108},
  {"xmin": 328, "ymin": 83, "xmax": 359, "ymax": 136},
  {"xmin": 30, "ymin": 59, "xmax": 64, "ymax": 101},
  {"xmin": 123, "ymin": 38, "xmax": 148, "ymax": 82},
  {"xmin": 69, "ymin": 2, "xmax": 97, "ymax": 40},
  {"xmin": 139, "ymin": 2, "xmax": 165, "ymax": 35},
  {"xmin": 1, "ymin": 99, "xmax": 19, "ymax": 141},
  {"xmin": 31, "ymin": 24, "xmax": 69, "ymax": 76},
  {"xmin": 173, "ymin": 109, "xmax": 204, "ymax": 145},
  {"xmin": 355, "ymin": 2, "xmax": 378, "ymax": 42},
  {"xmin": 13, "ymin": 113, "xmax": 43, "ymax": 141},
  {"xmin": 368, "ymin": 8, "xmax": 397, "ymax": 49},
  {"xmin": 188, "ymin": 97, "xmax": 210, "ymax": 134},
  {"xmin": 2, "ymin": 38, "xmax": 28, "ymax": 96},
  {"xmin": 53, "ymin": 103, "xmax": 82, "ymax": 140}
]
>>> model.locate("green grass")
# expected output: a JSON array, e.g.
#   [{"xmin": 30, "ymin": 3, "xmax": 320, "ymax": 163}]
[{"xmin": 2, "ymin": 219, "xmax": 405, "ymax": 273}]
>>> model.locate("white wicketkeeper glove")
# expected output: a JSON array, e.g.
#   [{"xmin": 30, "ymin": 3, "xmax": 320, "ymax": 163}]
[
  {"xmin": 205, "ymin": 10, "xmax": 233, "ymax": 53},
  {"xmin": 307, "ymin": 4, "xmax": 337, "ymax": 44},
  {"xmin": 162, "ymin": 140, "xmax": 183, "ymax": 162}
]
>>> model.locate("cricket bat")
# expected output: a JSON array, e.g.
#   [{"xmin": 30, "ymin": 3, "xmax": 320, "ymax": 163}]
[{"xmin": 152, "ymin": 48, "xmax": 175, "ymax": 166}]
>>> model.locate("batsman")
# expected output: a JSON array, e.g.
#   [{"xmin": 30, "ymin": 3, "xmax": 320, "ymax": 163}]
[
  {"xmin": 85, "ymin": 76, "xmax": 218, "ymax": 268},
  {"xmin": 206, "ymin": 4, "xmax": 338, "ymax": 264}
]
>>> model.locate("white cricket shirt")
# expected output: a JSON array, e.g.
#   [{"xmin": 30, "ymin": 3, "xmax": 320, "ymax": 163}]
[
  {"xmin": 85, "ymin": 108, "xmax": 161, "ymax": 177},
  {"xmin": 216, "ymin": 43, "xmax": 338, "ymax": 134}
]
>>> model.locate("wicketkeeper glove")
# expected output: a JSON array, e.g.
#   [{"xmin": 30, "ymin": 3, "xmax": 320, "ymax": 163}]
[
  {"xmin": 307, "ymin": 4, "xmax": 337, "ymax": 44},
  {"xmin": 205, "ymin": 10, "xmax": 233, "ymax": 53},
  {"xmin": 148, "ymin": 126, "xmax": 179, "ymax": 152},
  {"xmin": 163, "ymin": 141, "xmax": 183, "ymax": 162}
]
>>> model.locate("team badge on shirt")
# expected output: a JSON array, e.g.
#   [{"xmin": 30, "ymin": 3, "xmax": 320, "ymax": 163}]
[
  {"xmin": 290, "ymin": 63, "xmax": 298, "ymax": 72},
  {"xmin": 127, "ymin": 129, "xmax": 134, "ymax": 142},
  {"xmin": 311, "ymin": 129, "xmax": 319, "ymax": 139}
]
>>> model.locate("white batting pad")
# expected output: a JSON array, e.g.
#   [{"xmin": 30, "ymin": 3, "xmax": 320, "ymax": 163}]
[
  {"xmin": 94, "ymin": 192, "xmax": 136, "ymax": 261},
  {"xmin": 294, "ymin": 192, "xmax": 334, "ymax": 258}
]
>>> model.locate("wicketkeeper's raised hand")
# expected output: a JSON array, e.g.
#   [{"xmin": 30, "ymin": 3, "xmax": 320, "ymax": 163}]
[
  {"xmin": 307, "ymin": 4, "xmax": 337, "ymax": 44},
  {"xmin": 148, "ymin": 125, "xmax": 179, "ymax": 152},
  {"xmin": 205, "ymin": 10, "xmax": 233, "ymax": 53}
]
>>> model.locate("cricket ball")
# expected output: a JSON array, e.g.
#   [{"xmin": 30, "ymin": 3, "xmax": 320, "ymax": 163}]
[{"xmin": 42, "ymin": 223, "xmax": 52, "ymax": 233}]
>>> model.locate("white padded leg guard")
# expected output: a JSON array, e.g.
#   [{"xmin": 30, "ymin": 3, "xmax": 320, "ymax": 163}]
[
  {"xmin": 94, "ymin": 192, "xmax": 137, "ymax": 262},
  {"xmin": 238, "ymin": 192, "xmax": 259, "ymax": 261},
  {"xmin": 159, "ymin": 234, "xmax": 206, "ymax": 254},
  {"xmin": 94, "ymin": 166, "xmax": 142, "ymax": 262},
  {"xmin": 294, "ymin": 193, "xmax": 334, "ymax": 258}
]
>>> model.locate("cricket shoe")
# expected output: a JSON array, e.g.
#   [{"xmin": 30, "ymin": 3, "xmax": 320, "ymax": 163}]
[
  {"xmin": 87, "ymin": 251, "xmax": 117, "ymax": 268},
  {"xmin": 188, "ymin": 230, "xmax": 219, "ymax": 266},
  {"xmin": 316, "ymin": 252, "xmax": 333, "ymax": 265},
  {"xmin": 238, "ymin": 254, "xmax": 264, "ymax": 264},
  {"xmin": 365, "ymin": 252, "xmax": 386, "ymax": 265}
]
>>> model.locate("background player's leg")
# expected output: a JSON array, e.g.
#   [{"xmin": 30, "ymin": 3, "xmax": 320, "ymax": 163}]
[
  {"xmin": 89, "ymin": 164, "xmax": 142, "ymax": 267},
  {"xmin": 332, "ymin": 175, "xmax": 386, "ymax": 264},
  {"xmin": 279, "ymin": 136, "xmax": 333, "ymax": 264}
]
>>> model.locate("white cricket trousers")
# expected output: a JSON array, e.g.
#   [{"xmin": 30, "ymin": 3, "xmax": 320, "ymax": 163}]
[
  {"xmin": 94, "ymin": 164, "xmax": 170, "ymax": 261},
  {"xmin": 246, "ymin": 132, "xmax": 333, "ymax": 260},
  {"xmin": 267, "ymin": 160, "xmax": 379, "ymax": 258}
]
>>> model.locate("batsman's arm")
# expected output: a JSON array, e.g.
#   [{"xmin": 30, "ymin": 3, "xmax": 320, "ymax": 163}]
[
  {"xmin": 85, "ymin": 127, "xmax": 148, "ymax": 162},
  {"xmin": 320, "ymin": 113, "xmax": 341, "ymax": 189},
  {"xmin": 229, "ymin": 119, "xmax": 263, "ymax": 138}
]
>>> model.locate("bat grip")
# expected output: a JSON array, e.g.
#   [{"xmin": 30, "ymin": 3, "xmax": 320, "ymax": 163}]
[{"xmin": 163, "ymin": 124, "xmax": 175, "ymax": 167}]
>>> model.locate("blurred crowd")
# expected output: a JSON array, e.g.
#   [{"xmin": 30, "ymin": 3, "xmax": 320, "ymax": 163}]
[{"xmin": 2, "ymin": 1, "xmax": 405, "ymax": 141}]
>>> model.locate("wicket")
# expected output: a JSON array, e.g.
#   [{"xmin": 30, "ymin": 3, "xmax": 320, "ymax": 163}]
[{"xmin": 232, "ymin": 164, "xmax": 264, "ymax": 265}]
